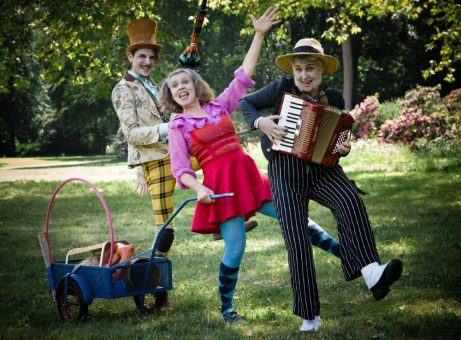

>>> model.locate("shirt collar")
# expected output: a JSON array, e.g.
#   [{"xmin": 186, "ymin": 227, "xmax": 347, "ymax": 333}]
[{"xmin": 128, "ymin": 70, "xmax": 149, "ymax": 82}]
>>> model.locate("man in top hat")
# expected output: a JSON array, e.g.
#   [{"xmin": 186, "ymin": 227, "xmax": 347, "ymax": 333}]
[
  {"xmin": 111, "ymin": 18, "xmax": 174, "ymax": 311},
  {"xmin": 239, "ymin": 38, "xmax": 403, "ymax": 332}
]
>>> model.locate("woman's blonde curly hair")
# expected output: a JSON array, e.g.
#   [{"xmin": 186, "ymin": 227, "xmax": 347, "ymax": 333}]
[{"xmin": 159, "ymin": 68, "xmax": 215, "ymax": 113}]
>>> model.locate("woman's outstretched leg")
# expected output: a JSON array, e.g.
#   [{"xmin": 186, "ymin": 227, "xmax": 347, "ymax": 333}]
[
  {"xmin": 307, "ymin": 219, "xmax": 340, "ymax": 257},
  {"xmin": 258, "ymin": 200, "xmax": 340, "ymax": 257},
  {"xmin": 218, "ymin": 216, "xmax": 246, "ymax": 323}
]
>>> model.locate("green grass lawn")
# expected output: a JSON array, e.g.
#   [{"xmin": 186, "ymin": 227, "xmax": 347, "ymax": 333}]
[{"xmin": 0, "ymin": 140, "xmax": 460, "ymax": 339}]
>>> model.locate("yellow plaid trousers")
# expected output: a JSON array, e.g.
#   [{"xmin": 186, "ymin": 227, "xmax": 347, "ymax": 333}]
[
  {"xmin": 142, "ymin": 156, "xmax": 200, "ymax": 230},
  {"xmin": 142, "ymin": 157, "xmax": 176, "ymax": 229}
]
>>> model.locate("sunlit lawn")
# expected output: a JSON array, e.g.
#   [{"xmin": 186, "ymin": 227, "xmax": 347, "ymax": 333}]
[{"xmin": 0, "ymin": 140, "xmax": 460, "ymax": 339}]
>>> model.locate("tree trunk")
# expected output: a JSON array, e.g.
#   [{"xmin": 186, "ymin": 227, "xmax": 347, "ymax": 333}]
[{"xmin": 342, "ymin": 38, "xmax": 354, "ymax": 111}]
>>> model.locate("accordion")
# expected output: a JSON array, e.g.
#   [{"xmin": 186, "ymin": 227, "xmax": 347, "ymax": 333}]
[{"xmin": 271, "ymin": 93, "xmax": 355, "ymax": 167}]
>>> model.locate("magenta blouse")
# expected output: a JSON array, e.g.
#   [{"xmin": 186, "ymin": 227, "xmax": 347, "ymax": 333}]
[{"xmin": 168, "ymin": 66, "xmax": 255, "ymax": 189}]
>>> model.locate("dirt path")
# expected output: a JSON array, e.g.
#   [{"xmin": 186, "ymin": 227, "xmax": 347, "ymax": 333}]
[{"xmin": 0, "ymin": 157, "xmax": 136, "ymax": 182}]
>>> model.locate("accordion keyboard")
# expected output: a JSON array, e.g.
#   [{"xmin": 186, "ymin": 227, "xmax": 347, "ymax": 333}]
[{"xmin": 272, "ymin": 94, "xmax": 304, "ymax": 152}]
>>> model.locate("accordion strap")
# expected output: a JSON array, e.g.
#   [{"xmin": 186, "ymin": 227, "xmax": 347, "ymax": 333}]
[
  {"xmin": 318, "ymin": 90, "xmax": 329, "ymax": 105},
  {"xmin": 294, "ymin": 83, "xmax": 329, "ymax": 105}
]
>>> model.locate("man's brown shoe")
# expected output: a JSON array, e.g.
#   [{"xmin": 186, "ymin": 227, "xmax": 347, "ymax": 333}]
[
  {"xmin": 154, "ymin": 291, "xmax": 172, "ymax": 312},
  {"xmin": 213, "ymin": 220, "xmax": 258, "ymax": 241}
]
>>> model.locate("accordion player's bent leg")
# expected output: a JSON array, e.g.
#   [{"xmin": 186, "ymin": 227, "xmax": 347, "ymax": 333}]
[
  {"xmin": 268, "ymin": 153, "xmax": 320, "ymax": 321},
  {"xmin": 258, "ymin": 201, "xmax": 340, "ymax": 257},
  {"xmin": 308, "ymin": 163, "xmax": 381, "ymax": 281}
]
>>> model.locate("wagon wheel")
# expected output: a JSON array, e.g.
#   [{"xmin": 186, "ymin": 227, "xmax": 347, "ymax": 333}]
[
  {"xmin": 56, "ymin": 278, "xmax": 89, "ymax": 321},
  {"xmin": 130, "ymin": 259, "xmax": 160, "ymax": 313}
]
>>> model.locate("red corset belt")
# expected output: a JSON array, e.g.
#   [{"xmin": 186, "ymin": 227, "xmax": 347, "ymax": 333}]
[{"xmin": 189, "ymin": 114, "xmax": 243, "ymax": 167}]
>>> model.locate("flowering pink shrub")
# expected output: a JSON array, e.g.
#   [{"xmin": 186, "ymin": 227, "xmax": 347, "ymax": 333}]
[
  {"xmin": 378, "ymin": 85, "xmax": 461, "ymax": 146},
  {"xmin": 350, "ymin": 95, "xmax": 380, "ymax": 139},
  {"xmin": 443, "ymin": 88, "xmax": 461, "ymax": 113},
  {"xmin": 402, "ymin": 85, "xmax": 442, "ymax": 112},
  {"xmin": 379, "ymin": 107, "xmax": 440, "ymax": 145},
  {"xmin": 442, "ymin": 88, "xmax": 461, "ymax": 139}
]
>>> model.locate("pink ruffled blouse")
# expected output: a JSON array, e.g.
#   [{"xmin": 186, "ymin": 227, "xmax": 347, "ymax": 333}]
[{"xmin": 168, "ymin": 66, "xmax": 255, "ymax": 189}]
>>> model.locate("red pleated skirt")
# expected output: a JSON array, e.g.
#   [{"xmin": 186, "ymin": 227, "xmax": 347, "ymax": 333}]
[{"xmin": 190, "ymin": 149, "xmax": 272, "ymax": 234}]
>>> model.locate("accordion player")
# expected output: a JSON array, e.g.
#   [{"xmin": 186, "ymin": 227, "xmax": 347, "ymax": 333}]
[{"xmin": 271, "ymin": 92, "xmax": 355, "ymax": 167}]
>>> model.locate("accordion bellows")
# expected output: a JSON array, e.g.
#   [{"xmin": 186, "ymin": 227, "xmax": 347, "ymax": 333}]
[{"xmin": 271, "ymin": 93, "xmax": 355, "ymax": 167}]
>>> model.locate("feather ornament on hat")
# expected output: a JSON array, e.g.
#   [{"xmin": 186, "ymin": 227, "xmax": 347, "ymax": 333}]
[
  {"xmin": 276, "ymin": 38, "xmax": 339, "ymax": 75},
  {"xmin": 178, "ymin": 0, "xmax": 208, "ymax": 68}
]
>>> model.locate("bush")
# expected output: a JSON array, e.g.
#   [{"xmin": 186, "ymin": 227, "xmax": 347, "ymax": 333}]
[
  {"xmin": 113, "ymin": 127, "xmax": 128, "ymax": 161},
  {"xmin": 379, "ymin": 106, "xmax": 440, "ymax": 145},
  {"xmin": 401, "ymin": 84, "xmax": 443, "ymax": 113},
  {"xmin": 377, "ymin": 100, "xmax": 403, "ymax": 124},
  {"xmin": 350, "ymin": 95, "xmax": 380, "ymax": 139},
  {"xmin": 350, "ymin": 96, "xmax": 404, "ymax": 140},
  {"xmin": 378, "ymin": 85, "xmax": 460, "ymax": 147},
  {"xmin": 412, "ymin": 136, "xmax": 461, "ymax": 156},
  {"xmin": 15, "ymin": 141, "xmax": 42, "ymax": 156},
  {"xmin": 442, "ymin": 88, "xmax": 461, "ymax": 139},
  {"xmin": 443, "ymin": 88, "xmax": 461, "ymax": 113}
]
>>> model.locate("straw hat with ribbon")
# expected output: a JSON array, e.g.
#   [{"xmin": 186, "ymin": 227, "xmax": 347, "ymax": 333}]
[
  {"xmin": 276, "ymin": 38, "xmax": 339, "ymax": 75},
  {"xmin": 126, "ymin": 19, "xmax": 162, "ymax": 55}
]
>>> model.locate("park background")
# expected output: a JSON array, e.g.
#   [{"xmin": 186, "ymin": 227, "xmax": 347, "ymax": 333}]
[{"xmin": 1, "ymin": 0, "xmax": 460, "ymax": 339}]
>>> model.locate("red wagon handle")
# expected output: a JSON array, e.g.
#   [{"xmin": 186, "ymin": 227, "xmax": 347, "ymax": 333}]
[{"xmin": 44, "ymin": 178, "xmax": 116, "ymax": 266}]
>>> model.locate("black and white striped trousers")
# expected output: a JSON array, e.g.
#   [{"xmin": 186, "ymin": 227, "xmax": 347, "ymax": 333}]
[{"xmin": 269, "ymin": 153, "xmax": 380, "ymax": 320}]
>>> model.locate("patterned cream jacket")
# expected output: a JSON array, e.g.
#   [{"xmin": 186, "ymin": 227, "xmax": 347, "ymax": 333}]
[{"xmin": 111, "ymin": 72, "xmax": 169, "ymax": 168}]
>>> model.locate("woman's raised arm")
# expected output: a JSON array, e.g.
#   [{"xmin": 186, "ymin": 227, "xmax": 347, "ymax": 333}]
[{"xmin": 242, "ymin": 5, "xmax": 280, "ymax": 78}]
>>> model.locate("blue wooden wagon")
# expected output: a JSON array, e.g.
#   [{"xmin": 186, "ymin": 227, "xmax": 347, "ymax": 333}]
[{"xmin": 38, "ymin": 177, "xmax": 231, "ymax": 321}]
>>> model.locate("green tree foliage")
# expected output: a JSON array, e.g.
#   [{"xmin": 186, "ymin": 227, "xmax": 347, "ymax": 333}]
[
  {"xmin": 320, "ymin": 0, "xmax": 460, "ymax": 84},
  {"xmin": 0, "ymin": 57, "xmax": 52, "ymax": 156},
  {"xmin": 0, "ymin": 0, "xmax": 195, "ymax": 156},
  {"xmin": 1, "ymin": 0, "xmax": 459, "ymax": 156},
  {"xmin": 353, "ymin": 14, "xmax": 441, "ymax": 100},
  {"xmin": 0, "ymin": 0, "xmax": 53, "ymax": 156},
  {"xmin": 212, "ymin": 0, "xmax": 460, "ymax": 105}
]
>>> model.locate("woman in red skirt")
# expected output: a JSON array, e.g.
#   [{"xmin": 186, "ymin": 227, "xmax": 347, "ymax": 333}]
[{"xmin": 160, "ymin": 6, "xmax": 339, "ymax": 324}]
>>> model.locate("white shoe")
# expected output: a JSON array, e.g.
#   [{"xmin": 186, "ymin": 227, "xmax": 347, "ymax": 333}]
[
  {"xmin": 361, "ymin": 262, "xmax": 384, "ymax": 289},
  {"xmin": 300, "ymin": 316, "xmax": 321, "ymax": 332}
]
